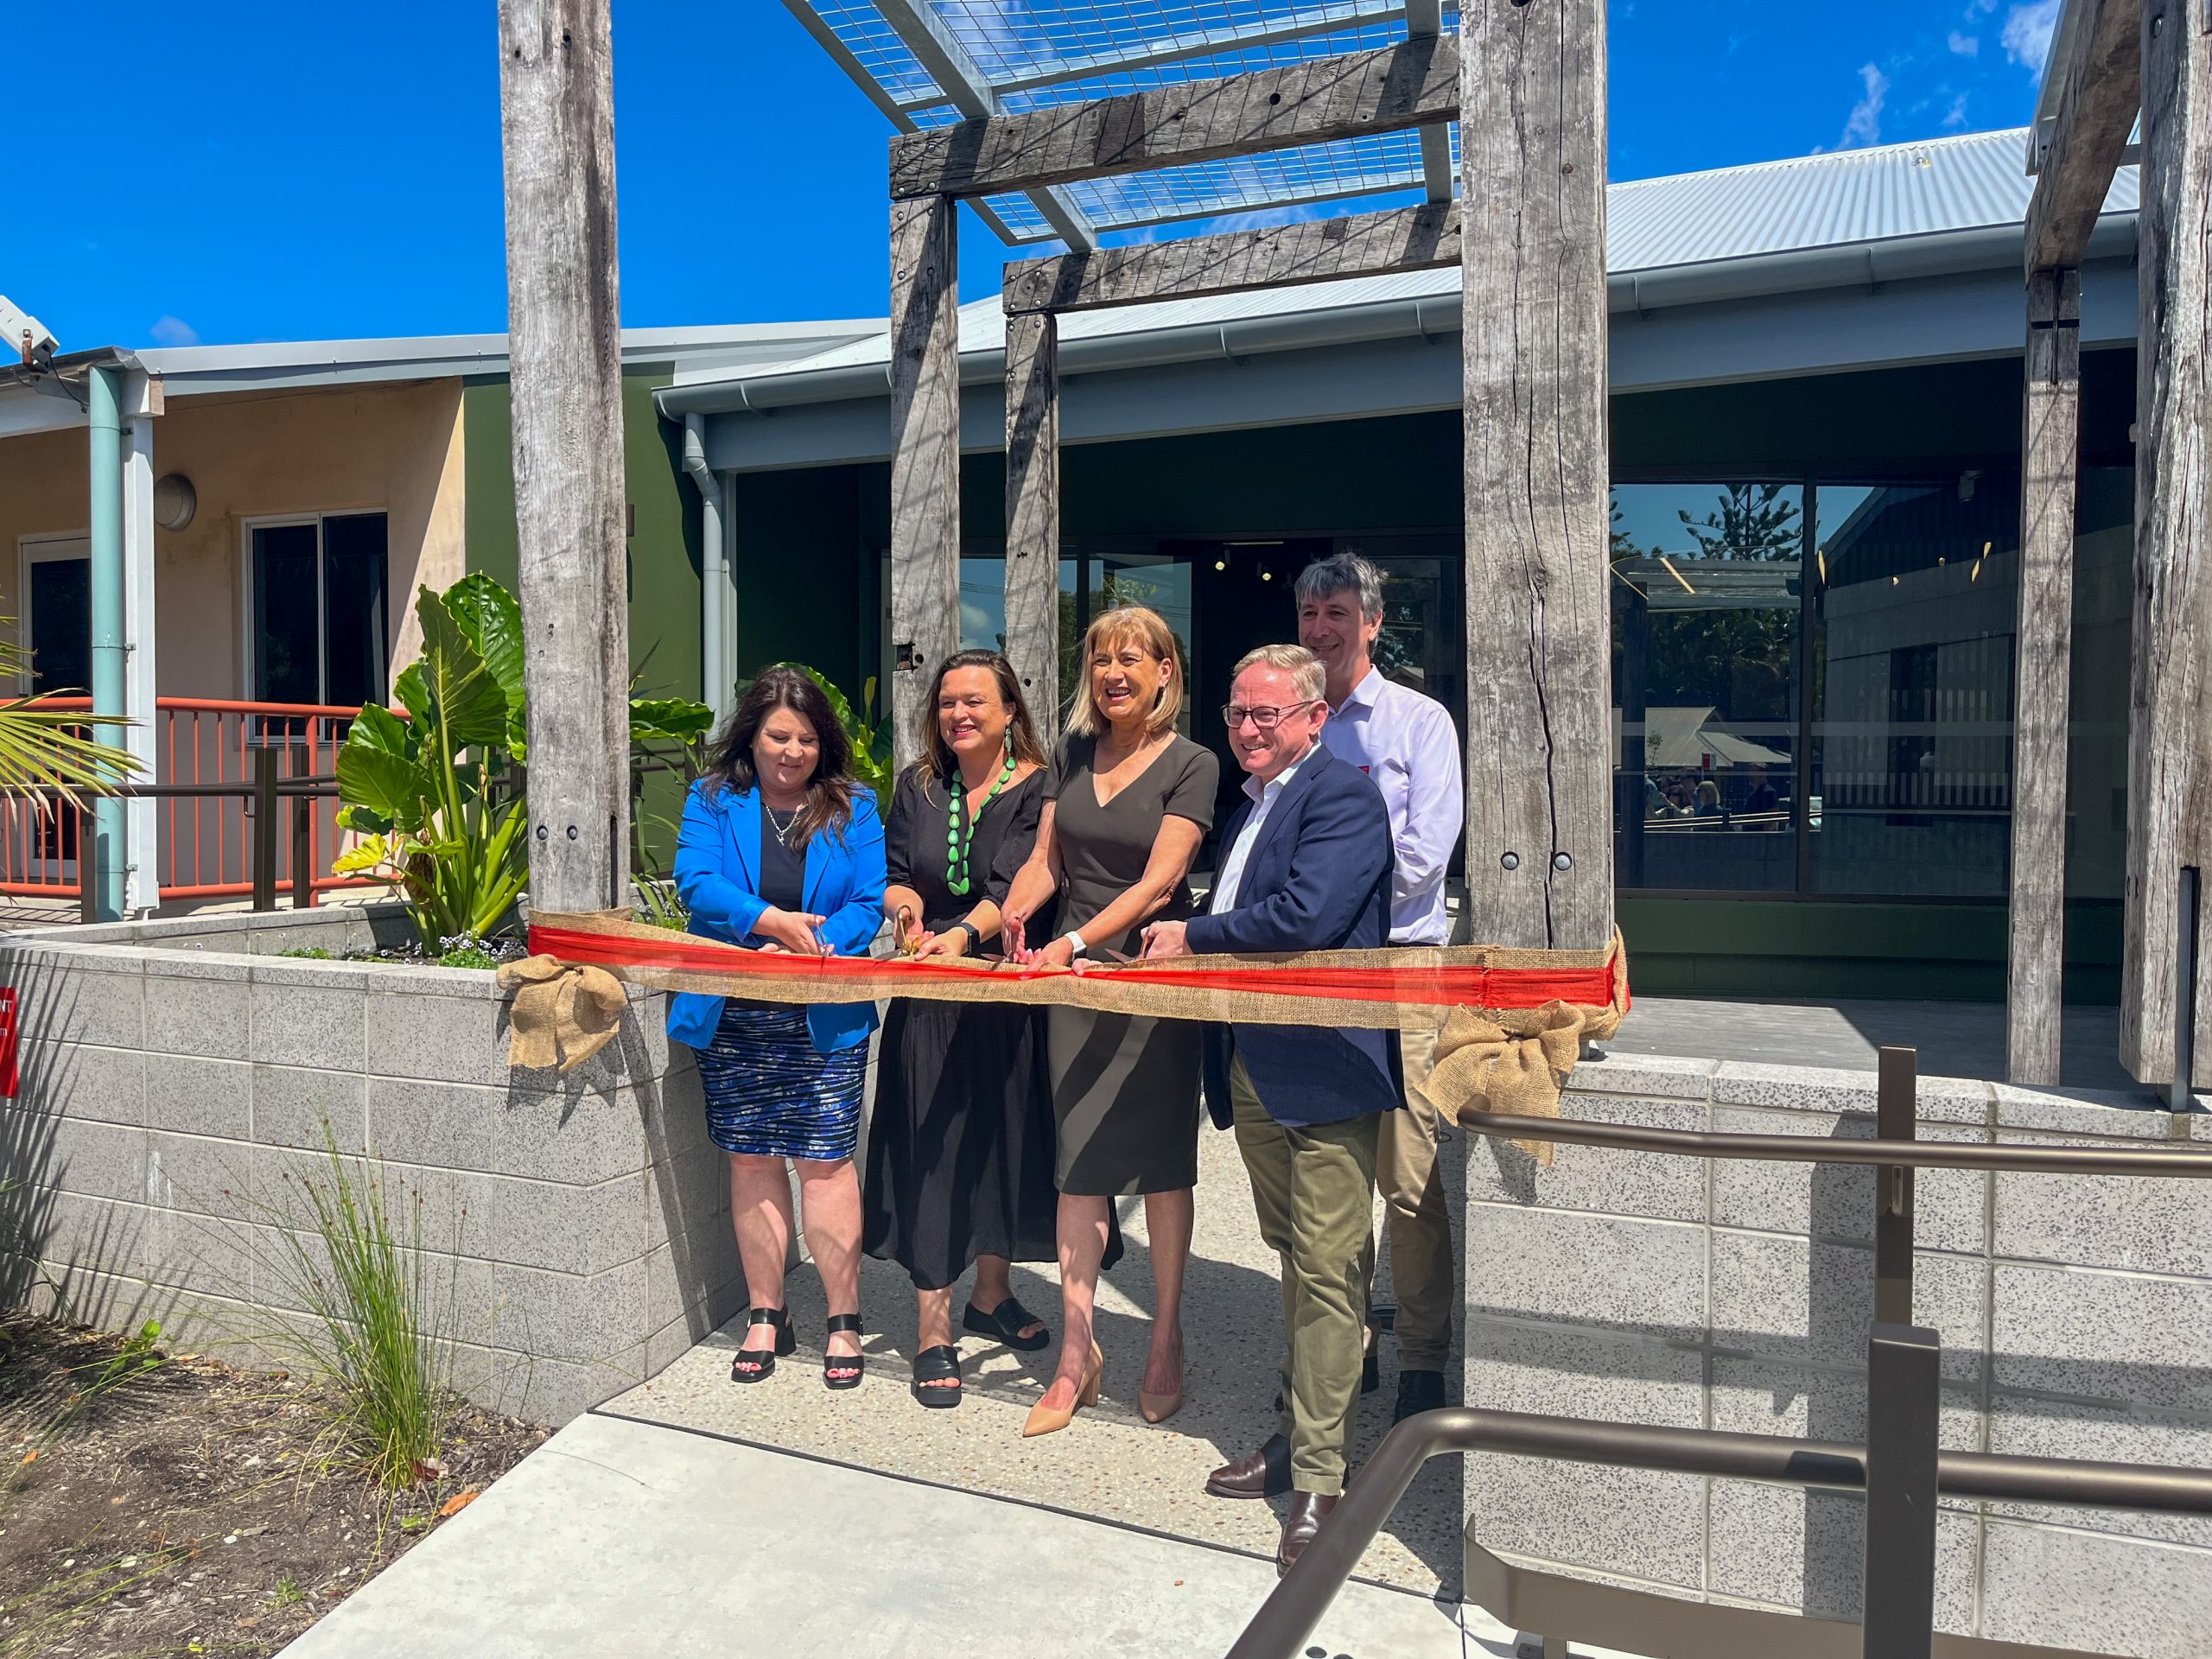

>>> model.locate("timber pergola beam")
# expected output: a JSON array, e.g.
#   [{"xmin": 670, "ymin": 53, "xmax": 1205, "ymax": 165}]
[
  {"xmin": 2024, "ymin": 0, "xmax": 2142, "ymax": 274},
  {"xmin": 890, "ymin": 34, "xmax": 1459, "ymax": 200},
  {"xmin": 2005, "ymin": 0, "xmax": 2140, "ymax": 1085},
  {"xmin": 1002, "ymin": 200, "xmax": 1459, "ymax": 315}
]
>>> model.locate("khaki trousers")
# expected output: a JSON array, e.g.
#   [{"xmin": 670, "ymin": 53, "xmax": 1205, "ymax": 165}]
[
  {"xmin": 1367, "ymin": 1023, "xmax": 1455, "ymax": 1371},
  {"xmin": 1230, "ymin": 1052, "xmax": 1380, "ymax": 1497}
]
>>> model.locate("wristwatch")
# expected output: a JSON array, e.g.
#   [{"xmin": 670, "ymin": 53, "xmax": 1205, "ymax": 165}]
[
  {"xmin": 947, "ymin": 921, "xmax": 977, "ymax": 955},
  {"xmin": 1058, "ymin": 929, "xmax": 1088, "ymax": 957}
]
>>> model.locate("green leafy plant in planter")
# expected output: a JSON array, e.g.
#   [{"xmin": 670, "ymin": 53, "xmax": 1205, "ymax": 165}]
[
  {"xmin": 333, "ymin": 574, "xmax": 715, "ymax": 951},
  {"xmin": 627, "ymin": 696, "xmax": 715, "ymax": 932},
  {"xmin": 333, "ymin": 577, "xmax": 531, "ymax": 946}
]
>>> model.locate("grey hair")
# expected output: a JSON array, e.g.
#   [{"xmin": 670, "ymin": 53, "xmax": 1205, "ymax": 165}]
[
  {"xmin": 1292, "ymin": 551, "xmax": 1384, "ymax": 620},
  {"xmin": 1231, "ymin": 644, "xmax": 1326, "ymax": 706}
]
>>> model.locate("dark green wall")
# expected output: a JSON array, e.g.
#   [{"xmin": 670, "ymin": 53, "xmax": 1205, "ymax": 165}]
[{"xmin": 460, "ymin": 369, "xmax": 702, "ymax": 701}]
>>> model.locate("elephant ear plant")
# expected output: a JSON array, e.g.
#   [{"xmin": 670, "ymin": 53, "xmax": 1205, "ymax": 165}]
[
  {"xmin": 332, "ymin": 576, "xmax": 531, "ymax": 947},
  {"xmin": 333, "ymin": 573, "xmax": 717, "ymax": 951}
]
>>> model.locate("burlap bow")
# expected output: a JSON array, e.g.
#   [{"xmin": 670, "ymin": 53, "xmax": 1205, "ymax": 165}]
[
  {"xmin": 1414, "ymin": 1000, "xmax": 1592, "ymax": 1166},
  {"xmin": 495, "ymin": 954, "xmax": 629, "ymax": 1072}
]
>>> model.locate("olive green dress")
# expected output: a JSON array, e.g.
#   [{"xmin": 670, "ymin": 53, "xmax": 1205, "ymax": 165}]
[{"xmin": 1044, "ymin": 732, "xmax": 1219, "ymax": 1196}]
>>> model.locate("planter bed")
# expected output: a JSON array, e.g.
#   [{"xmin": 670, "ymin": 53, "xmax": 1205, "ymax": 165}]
[{"xmin": 0, "ymin": 903, "xmax": 742, "ymax": 1426}]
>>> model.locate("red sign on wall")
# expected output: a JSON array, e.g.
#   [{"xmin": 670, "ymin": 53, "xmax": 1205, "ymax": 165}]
[{"xmin": 0, "ymin": 987, "xmax": 19, "ymax": 1099}]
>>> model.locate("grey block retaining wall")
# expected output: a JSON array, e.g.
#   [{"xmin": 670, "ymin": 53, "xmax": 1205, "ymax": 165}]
[
  {"xmin": 1466, "ymin": 1052, "xmax": 2212, "ymax": 1658},
  {"xmin": 0, "ymin": 906, "xmax": 743, "ymax": 1425}
]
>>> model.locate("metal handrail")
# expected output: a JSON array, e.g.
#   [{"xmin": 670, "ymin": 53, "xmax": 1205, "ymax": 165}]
[
  {"xmin": 1462, "ymin": 1109, "xmax": 2212, "ymax": 1177},
  {"xmin": 1229, "ymin": 1406, "xmax": 2212, "ymax": 1659}
]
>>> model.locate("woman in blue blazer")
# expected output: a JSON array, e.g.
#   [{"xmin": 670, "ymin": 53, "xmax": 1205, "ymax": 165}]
[{"xmin": 671, "ymin": 668, "xmax": 886, "ymax": 1392}]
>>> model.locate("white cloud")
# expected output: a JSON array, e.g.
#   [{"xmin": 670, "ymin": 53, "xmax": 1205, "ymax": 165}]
[
  {"xmin": 149, "ymin": 315, "xmax": 200, "ymax": 347},
  {"xmin": 1948, "ymin": 29, "xmax": 1980, "ymax": 57},
  {"xmin": 1942, "ymin": 92, "xmax": 1973, "ymax": 129},
  {"xmin": 1839, "ymin": 62, "xmax": 1891, "ymax": 149},
  {"xmin": 2002, "ymin": 0, "xmax": 2063, "ymax": 75}
]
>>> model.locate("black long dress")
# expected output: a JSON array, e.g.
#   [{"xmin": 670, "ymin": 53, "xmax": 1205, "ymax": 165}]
[{"xmin": 862, "ymin": 766, "xmax": 1066, "ymax": 1292}]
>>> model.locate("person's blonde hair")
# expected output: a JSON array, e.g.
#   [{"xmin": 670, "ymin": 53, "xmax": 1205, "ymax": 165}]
[
  {"xmin": 1065, "ymin": 605, "xmax": 1184, "ymax": 738},
  {"xmin": 1231, "ymin": 644, "xmax": 1325, "ymax": 706}
]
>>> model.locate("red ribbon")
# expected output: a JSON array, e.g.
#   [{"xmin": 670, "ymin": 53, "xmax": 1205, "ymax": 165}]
[{"xmin": 526, "ymin": 924, "xmax": 1622, "ymax": 1013}]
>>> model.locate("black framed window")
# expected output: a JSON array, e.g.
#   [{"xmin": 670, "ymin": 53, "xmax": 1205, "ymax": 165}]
[{"xmin": 250, "ymin": 512, "xmax": 390, "ymax": 709}]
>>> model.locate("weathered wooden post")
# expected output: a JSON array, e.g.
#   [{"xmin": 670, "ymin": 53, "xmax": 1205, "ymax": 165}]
[
  {"xmin": 888, "ymin": 193, "xmax": 963, "ymax": 771},
  {"xmin": 2124, "ymin": 0, "xmax": 2212, "ymax": 1090},
  {"xmin": 1459, "ymin": 0, "xmax": 1615, "ymax": 950},
  {"xmin": 2010, "ymin": 0, "xmax": 2139, "ymax": 1084},
  {"xmin": 1003, "ymin": 308, "xmax": 1060, "ymax": 743},
  {"xmin": 497, "ymin": 0, "xmax": 632, "ymax": 916}
]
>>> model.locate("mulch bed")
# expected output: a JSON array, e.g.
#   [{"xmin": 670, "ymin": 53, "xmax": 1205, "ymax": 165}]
[{"xmin": 0, "ymin": 1314, "xmax": 549, "ymax": 1657}]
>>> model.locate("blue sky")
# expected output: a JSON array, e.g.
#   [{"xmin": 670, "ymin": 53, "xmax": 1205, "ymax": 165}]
[{"xmin": 5, "ymin": 1, "xmax": 2064, "ymax": 350}]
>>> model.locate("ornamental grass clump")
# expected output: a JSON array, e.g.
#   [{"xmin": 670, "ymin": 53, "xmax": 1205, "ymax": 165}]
[{"xmin": 257, "ymin": 1137, "xmax": 459, "ymax": 1491}]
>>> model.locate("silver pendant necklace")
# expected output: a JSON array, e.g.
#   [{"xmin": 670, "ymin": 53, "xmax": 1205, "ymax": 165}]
[{"xmin": 766, "ymin": 804, "xmax": 801, "ymax": 849}]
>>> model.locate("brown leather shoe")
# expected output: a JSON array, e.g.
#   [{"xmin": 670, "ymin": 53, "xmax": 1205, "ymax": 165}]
[
  {"xmin": 1205, "ymin": 1433, "xmax": 1291, "ymax": 1500},
  {"xmin": 1278, "ymin": 1491, "xmax": 1339, "ymax": 1573}
]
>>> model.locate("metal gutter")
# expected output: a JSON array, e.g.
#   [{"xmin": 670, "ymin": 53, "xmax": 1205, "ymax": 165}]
[
  {"xmin": 654, "ymin": 214, "xmax": 2142, "ymax": 420},
  {"xmin": 680, "ymin": 414, "xmax": 735, "ymax": 719}
]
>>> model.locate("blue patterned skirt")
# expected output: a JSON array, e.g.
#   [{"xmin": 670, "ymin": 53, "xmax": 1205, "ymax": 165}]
[{"xmin": 695, "ymin": 1004, "xmax": 866, "ymax": 1160}]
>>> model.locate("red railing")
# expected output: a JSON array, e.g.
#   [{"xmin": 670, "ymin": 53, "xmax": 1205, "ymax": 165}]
[{"xmin": 0, "ymin": 697, "xmax": 390, "ymax": 907}]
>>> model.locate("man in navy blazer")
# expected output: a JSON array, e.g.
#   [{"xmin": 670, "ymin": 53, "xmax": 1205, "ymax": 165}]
[{"xmin": 1140, "ymin": 643, "xmax": 1397, "ymax": 1573}]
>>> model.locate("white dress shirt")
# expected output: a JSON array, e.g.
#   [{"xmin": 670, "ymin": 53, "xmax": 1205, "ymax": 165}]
[
  {"xmin": 1319, "ymin": 667, "xmax": 1464, "ymax": 944},
  {"xmin": 1209, "ymin": 754, "xmax": 1308, "ymax": 915}
]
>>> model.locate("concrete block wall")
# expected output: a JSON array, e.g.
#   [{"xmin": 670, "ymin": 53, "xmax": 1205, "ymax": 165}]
[
  {"xmin": 1465, "ymin": 1053, "xmax": 2212, "ymax": 1659},
  {"xmin": 0, "ymin": 907, "xmax": 743, "ymax": 1425}
]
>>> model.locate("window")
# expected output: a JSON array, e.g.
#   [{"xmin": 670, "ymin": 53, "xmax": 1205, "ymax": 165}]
[
  {"xmin": 1611, "ymin": 483, "xmax": 1806, "ymax": 892},
  {"xmin": 248, "ymin": 513, "xmax": 390, "ymax": 708},
  {"xmin": 1612, "ymin": 476, "xmax": 2027, "ymax": 900}
]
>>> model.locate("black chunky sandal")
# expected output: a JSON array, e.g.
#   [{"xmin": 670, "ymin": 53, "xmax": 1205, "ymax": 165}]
[
  {"xmin": 910, "ymin": 1344, "xmax": 962, "ymax": 1408},
  {"xmin": 823, "ymin": 1313, "xmax": 866, "ymax": 1391},
  {"xmin": 730, "ymin": 1306, "xmax": 793, "ymax": 1384},
  {"xmin": 962, "ymin": 1296, "xmax": 1051, "ymax": 1352}
]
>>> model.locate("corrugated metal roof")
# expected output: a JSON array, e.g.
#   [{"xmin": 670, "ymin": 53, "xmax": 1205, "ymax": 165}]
[
  {"xmin": 758, "ymin": 127, "xmax": 2138, "ymax": 383},
  {"xmin": 1610, "ymin": 126, "xmax": 2134, "ymax": 271}
]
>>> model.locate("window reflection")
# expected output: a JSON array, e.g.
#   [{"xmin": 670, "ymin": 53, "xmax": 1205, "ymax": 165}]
[
  {"xmin": 1611, "ymin": 483, "xmax": 1804, "ymax": 892},
  {"xmin": 1809, "ymin": 483, "xmax": 2018, "ymax": 897}
]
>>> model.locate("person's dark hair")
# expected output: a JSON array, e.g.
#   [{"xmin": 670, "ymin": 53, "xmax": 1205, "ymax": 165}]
[
  {"xmin": 702, "ymin": 666, "xmax": 855, "ymax": 849},
  {"xmin": 913, "ymin": 649, "xmax": 1049, "ymax": 785}
]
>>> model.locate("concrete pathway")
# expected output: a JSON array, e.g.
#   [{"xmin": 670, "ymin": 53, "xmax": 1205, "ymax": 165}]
[
  {"xmin": 1614, "ymin": 995, "xmax": 2132, "ymax": 1089},
  {"xmin": 279, "ymin": 1411, "xmax": 1468, "ymax": 1659},
  {"xmin": 601, "ymin": 1122, "xmax": 1468, "ymax": 1599}
]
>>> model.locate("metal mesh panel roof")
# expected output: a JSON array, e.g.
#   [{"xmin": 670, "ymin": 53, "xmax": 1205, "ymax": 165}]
[{"xmin": 791, "ymin": 1, "xmax": 1456, "ymax": 243}]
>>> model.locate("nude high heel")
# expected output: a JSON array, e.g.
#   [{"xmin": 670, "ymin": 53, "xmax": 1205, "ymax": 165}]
[
  {"xmin": 1139, "ymin": 1385, "xmax": 1183, "ymax": 1425},
  {"xmin": 1022, "ymin": 1342, "xmax": 1103, "ymax": 1438}
]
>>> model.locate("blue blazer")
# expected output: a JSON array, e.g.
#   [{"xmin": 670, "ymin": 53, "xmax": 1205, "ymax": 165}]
[
  {"xmin": 665, "ymin": 779, "xmax": 887, "ymax": 1056},
  {"xmin": 1185, "ymin": 744, "xmax": 1401, "ymax": 1130}
]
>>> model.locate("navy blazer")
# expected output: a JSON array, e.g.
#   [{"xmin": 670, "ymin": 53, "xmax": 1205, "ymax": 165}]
[
  {"xmin": 1185, "ymin": 743, "xmax": 1401, "ymax": 1129},
  {"xmin": 665, "ymin": 780, "xmax": 886, "ymax": 1055}
]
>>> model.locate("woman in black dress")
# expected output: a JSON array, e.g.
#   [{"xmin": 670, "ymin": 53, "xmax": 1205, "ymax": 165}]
[{"xmin": 864, "ymin": 650, "xmax": 1064, "ymax": 1408}]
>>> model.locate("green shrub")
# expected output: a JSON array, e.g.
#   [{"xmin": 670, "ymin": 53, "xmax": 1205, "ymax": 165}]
[{"xmin": 255, "ymin": 1136, "xmax": 456, "ymax": 1491}]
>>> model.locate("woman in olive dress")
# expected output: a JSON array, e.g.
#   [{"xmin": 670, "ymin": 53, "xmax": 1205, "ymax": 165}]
[
  {"xmin": 864, "ymin": 650, "xmax": 1065, "ymax": 1408},
  {"xmin": 1001, "ymin": 606, "xmax": 1218, "ymax": 1437}
]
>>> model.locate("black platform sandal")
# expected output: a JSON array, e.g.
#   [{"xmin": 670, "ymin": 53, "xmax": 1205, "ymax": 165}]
[
  {"xmin": 962, "ymin": 1296, "xmax": 1052, "ymax": 1352},
  {"xmin": 910, "ymin": 1344, "xmax": 962, "ymax": 1408},
  {"xmin": 823, "ymin": 1313, "xmax": 866, "ymax": 1391},
  {"xmin": 730, "ymin": 1306, "xmax": 793, "ymax": 1384}
]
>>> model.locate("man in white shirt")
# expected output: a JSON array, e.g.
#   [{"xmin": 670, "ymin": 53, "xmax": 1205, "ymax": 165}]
[{"xmin": 1295, "ymin": 551, "xmax": 1465, "ymax": 1422}]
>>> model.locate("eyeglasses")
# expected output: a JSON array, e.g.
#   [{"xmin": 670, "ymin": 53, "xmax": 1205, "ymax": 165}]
[{"xmin": 1221, "ymin": 700, "xmax": 1318, "ymax": 731}]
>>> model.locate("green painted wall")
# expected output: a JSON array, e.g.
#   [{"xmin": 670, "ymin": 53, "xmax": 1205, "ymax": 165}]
[{"xmin": 459, "ymin": 369, "xmax": 701, "ymax": 701}]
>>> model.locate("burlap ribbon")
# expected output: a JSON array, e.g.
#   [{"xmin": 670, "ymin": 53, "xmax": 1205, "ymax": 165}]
[
  {"xmin": 504, "ymin": 911, "xmax": 1627, "ymax": 1117},
  {"xmin": 1414, "ymin": 1001, "xmax": 1593, "ymax": 1165},
  {"xmin": 495, "ymin": 951, "xmax": 629, "ymax": 1072}
]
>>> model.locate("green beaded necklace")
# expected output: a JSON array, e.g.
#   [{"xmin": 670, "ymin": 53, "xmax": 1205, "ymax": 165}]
[{"xmin": 945, "ymin": 750, "xmax": 1018, "ymax": 896}]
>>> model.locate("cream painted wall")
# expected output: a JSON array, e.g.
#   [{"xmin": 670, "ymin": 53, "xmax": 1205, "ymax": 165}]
[{"xmin": 0, "ymin": 378, "xmax": 467, "ymax": 699}]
